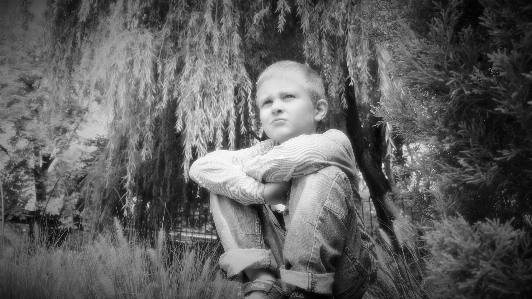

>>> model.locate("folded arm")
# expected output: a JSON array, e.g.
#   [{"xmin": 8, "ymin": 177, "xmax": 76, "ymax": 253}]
[
  {"xmin": 189, "ymin": 130, "xmax": 356, "ymax": 205},
  {"xmin": 189, "ymin": 140, "xmax": 275, "ymax": 205},
  {"xmin": 242, "ymin": 129, "xmax": 356, "ymax": 183}
]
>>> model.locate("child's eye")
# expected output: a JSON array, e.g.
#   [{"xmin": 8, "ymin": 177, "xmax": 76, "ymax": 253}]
[
  {"xmin": 262, "ymin": 100, "xmax": 272, "ymax": 107},
  {"xmin": 285, "ymin": 94, "xmax": 295, "ymax": 99}
]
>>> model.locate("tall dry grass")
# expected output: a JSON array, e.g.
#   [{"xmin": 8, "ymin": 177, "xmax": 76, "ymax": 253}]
[
  {"xmin": 364, "ymin": 216, "xmax": 432, "ymax": 299},
  {"xmin": 0, "ymin": 220, "xmax": 240, "ymax": 299},
  {"xmin": 0, "ymin": 217, "xmax": 435, "ymax": 299}
]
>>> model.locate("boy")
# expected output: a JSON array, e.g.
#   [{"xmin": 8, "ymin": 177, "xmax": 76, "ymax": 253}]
[{"xmin": 190, "ymin": 61, "xmax": 376, "ymax": 299}]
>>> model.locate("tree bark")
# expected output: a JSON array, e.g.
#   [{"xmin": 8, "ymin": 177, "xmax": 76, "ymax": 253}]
[
  {"xmin": 30, "ymin": 150, "xmax": 54, "ymax": 242},
  {"xmin": 1, "ymin": 177, "xmax": 4, "ymax": 255},
  {"xmin": 344, "ymin": 77, "xmax": 401, "ymax": 253},
  {"xmin": 382, "ymin": 124, "xmax": 397, "ymax": 190},
  {"xmin": 33, "ymin": 151, "xmax": 53, "ymax": 204}
]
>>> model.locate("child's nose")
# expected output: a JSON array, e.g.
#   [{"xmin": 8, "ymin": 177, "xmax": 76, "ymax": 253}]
[{"xmin": 271, "ymin": 99, "xmax": 284, "ymax": 114}]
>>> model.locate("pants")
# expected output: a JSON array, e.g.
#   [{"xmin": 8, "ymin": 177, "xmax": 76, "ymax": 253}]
[{"xmin": 211, "ymin": 166, "xmax": 376, "ymax": 298}]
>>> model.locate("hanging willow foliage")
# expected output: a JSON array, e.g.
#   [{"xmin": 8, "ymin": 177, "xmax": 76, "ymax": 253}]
[
  {"xmin": 47, "ymin": 0, "xmax": 256, "ymax": 205},
  {"xmin": 298, "ymin": 0, "xmax": 404, "ymax": 107},
  {"xmin": 46, "ymin": 0, "xmax": 406, "ymax": 231}
]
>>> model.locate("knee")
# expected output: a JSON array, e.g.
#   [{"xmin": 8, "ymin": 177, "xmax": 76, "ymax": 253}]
[
  {"xmin": 289, "ymin": 166, "xmax": 352, "ymax": 222},
  {"xmin": 315, "ymin": 166, "xmax": 346, "ymax": 181},
  {"xmin": 292, "ymin": 166, "xmax": 348, "ymax": 192}
]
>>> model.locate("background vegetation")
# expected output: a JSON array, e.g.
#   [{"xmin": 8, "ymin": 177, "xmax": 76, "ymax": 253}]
[{"xmin": 1, "ymin": 0, "xmax": 531, "ymax": 298}]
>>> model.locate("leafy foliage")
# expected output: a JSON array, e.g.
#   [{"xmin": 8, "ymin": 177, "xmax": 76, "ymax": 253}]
[
  {"xmin": 1, "ymin": 0, "xmax": 50, "ymax": 215},
  {"xmin": 6, "ymin": 2, "xmax": 532, "ymax": 297},
  {"xmin": 44, "ymin": 0, "xmax": 409, "ymax": 234},
  {"xmin": 376, "ymin": 0, "xmax": 532, "ymax": 223},
  {"xmin": 0, "ymin": 0, "xmax": 99, "ymax": 229},
  {"xmin": 46, "ymin": 1, "xmax": 260, "ymax": 229},
  {"xmin": 423, "ymin": 215, "xmax": 532, "ymax": 299},
  {"xmin": 0, "ymin": 154, "xmax": 35, "ymax": 219}
]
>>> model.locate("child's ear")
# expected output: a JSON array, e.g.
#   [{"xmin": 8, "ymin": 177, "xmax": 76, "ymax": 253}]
[{"xmin": 314, "ymin": 99, "xmax": 328, "ymax": 121}]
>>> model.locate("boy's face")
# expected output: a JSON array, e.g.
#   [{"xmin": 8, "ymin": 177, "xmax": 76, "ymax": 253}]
[{"xmin": 256, "ymin": 71, "xmax": 319, "ymax": 144}]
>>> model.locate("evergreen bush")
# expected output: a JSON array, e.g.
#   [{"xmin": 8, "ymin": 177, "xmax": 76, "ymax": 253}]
[
  {"xmin": 378, "ymin": 0, "xmax": 532, "ymax": 223},
  {"xmin": 423, "ymin": 215, "xmax": 532, "ymax": 299}
]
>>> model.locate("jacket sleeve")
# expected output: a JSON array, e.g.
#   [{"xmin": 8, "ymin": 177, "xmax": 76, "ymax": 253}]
[
  {"xmin": 241, "ymin": 130, "xmax": 357, "ymax": 183},
  {"xmin": 189, "ymin": 140, "xmax": 275, "ymax": 205}
]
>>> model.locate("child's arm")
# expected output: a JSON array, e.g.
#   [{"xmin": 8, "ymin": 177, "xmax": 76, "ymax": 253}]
[
  {"xmin": 189, "ymin": 140, "xmax": 276, "ymax": 205},
  {"xmin": 190, "ymin": 129, "xmax": 354, "ymax": 205},
  {"xmin": 242, "ymin": 129, "xmax": 356, "ymax": 183}
]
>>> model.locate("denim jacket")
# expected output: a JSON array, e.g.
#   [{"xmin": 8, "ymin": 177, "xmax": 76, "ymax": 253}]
[{"xmin": 189, "ymin": 130, "xmax": 376, "ymax": 298}]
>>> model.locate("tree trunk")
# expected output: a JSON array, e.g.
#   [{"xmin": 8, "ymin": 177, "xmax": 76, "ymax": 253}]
[
  {"xmin": 382, "ymin": 124, "xmax": 398, "ymax": 190},
  {"xmin": 33, "ymin": 151, "xmax": 53, "ymax": 204},
  {"xmin": 30, "ymin": 149, "xmax": 54, "ymax": 242},
  {"xmin": 1, "ymin": 177, "xmax": 4, "ymax": 254},
  {"xmin": 344, "ymin": 77, "xmax": 401, "ymax": 253}
]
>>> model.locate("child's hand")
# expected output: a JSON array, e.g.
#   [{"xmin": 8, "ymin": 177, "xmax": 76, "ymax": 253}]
[{"xmin": 263, "ymin": 181, "xmax": 291, "ymax": 205}]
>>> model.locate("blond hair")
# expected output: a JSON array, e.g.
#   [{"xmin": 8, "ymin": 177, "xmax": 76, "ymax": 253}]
[{"xmin": 256, "ymin": 60, "xmax": 325, "ymax": 104}]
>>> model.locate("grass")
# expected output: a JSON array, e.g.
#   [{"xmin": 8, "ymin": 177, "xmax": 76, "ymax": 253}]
[
  {"xmin": 365, "ymin": 240, "xmax": 430, "ymax": 299},
  {"xmin": 0, "ymin": 220, "xmax": 240, "ymax": 299},
  {"xmin": 0, "ymin": 219, "xmax": 431, "ymax": 299},
  {"xmin": 364, "ymin": 215, "xmax": 432, "ymax": 299}
]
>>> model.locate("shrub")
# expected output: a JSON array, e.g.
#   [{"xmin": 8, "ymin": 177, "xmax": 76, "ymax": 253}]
[
  {"xmin": 423, "ymin": 215, "xmax": 532, "ymax": 299},
  {"xmin": 382, "ymin": 0, "xmax": 532, "ymax": 223}
]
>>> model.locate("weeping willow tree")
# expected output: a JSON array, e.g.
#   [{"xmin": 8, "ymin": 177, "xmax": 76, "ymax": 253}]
[{"xmin": 45, "ymin": 0, "xmax": 408, "ymax": 249}]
